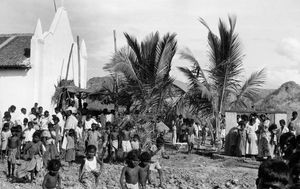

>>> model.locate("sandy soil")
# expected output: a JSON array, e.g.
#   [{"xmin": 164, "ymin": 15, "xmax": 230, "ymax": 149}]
[{"xmin": 0, "ymin": 149, "xmax": 259, "ymax": 189}]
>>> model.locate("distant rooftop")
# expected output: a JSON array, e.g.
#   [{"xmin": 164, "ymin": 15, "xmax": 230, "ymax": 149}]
[{"xmin": 0, "ymin": 33, "xmax": 32, "ymax": 69}]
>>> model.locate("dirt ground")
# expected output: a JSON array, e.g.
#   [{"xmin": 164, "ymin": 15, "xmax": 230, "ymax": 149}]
[{"xmin": 0, "ymin": 147, "xmax": 259, "ymax": 189}]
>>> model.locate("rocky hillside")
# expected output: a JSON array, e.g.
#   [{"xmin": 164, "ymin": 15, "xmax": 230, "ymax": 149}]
[{"xmin": 255, "ymin": 81, "xmax": 300, "ymax": 115}]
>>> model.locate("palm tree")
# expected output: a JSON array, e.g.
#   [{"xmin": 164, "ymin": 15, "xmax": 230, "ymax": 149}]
[
  {"xmin": 104, "ymin": 32, "xmax": 177, "ymax": 114},
  {"xmin": 177, "ymin": 16, "xmax": 266, "ymax": 144}
]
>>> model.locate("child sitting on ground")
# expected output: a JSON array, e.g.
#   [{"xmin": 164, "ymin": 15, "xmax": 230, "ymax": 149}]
[
  {"xmin": 42, "ymin": 159, "xmax": 61, "ymax": 189},
  {"xmin": 7, "ymin": 126, "xmax": 21, "ymax": 178},
  {"xmin": 120, "ymin": 150, "xmax": 140, "ymax": 189},
  {"xmin": 149, "ymin": 137, "xmax": 169, "ymax": 187},
  {"xmin": 79, "ymin": 145, "xmax": 103, "ymax": 188},
  {"xmin": 256, "ymin": 159, "xmax": 289, "ymax": 189},
  {"xmin": 139, "ymin": 151, "xmax": 151, "ymax": 189}
]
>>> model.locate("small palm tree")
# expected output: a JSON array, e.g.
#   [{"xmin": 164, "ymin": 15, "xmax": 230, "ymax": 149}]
[
  {"xmin": 177, "ymin": 16, "xmax": 266, "ymax": 144},
  {"xmin": 104, "ymin": 32, "xmax": 177, "ymax": 114}
]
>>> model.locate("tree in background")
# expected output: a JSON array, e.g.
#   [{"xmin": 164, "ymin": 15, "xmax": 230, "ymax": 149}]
[
  {"xmin": 104, "ymin": 32, "xmax": 177, "ymax": 115},
  {"xmin": 177, "ymin": 16, "xmax": 266, "ymax": 145}
]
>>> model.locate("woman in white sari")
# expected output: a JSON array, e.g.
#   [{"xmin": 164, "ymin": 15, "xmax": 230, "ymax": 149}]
[{"xmin": 246, "ymin": 116, "xmax": 258, "ymax": 158}]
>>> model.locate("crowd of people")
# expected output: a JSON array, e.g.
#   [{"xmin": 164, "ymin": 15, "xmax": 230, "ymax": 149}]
[
  {"xmin": 226, "ymin": 112, "xmax": 300, "ymax": 161},
  {"xmin": 0, "ymin": 102, "xmax": 299, "ymax": 188},
  {"xmin": 0, "ymin": 102, "xmax": 169, "ymax": 189}
]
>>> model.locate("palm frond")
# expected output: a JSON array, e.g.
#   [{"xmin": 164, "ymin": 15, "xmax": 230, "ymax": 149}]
[
  {"xmin": 230, "ymin": 68, "xmax": 266, "ymax": 109},
  {"xmin": 177, "ymin": 66, "xmax": 212, "ymax": 100},
  {"xmin": 179, "ymin": 48, "xmax": 209, "ymax": 87}
]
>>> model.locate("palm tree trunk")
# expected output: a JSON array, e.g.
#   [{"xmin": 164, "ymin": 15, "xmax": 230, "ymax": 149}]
[{"xmin": 216, "ymin": 64, "xmax": 228, "ymax": 145}]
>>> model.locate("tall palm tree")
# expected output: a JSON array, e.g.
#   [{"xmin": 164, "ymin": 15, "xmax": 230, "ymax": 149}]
[
  {"xmin": 177, "ymin": 16, "xmax": 266, "ymax": 144},
  {"xmin": 104, "ymin": 32, "xmax": 177, "ymax": 114}
]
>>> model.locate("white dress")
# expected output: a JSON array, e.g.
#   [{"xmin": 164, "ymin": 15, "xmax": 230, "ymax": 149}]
[{"xmin": 245, "ymin": 123, "xmax": 258, "ymax": 155}]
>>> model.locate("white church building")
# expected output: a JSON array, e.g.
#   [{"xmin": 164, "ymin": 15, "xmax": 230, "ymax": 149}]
[{"xmin": 0, "ymin": 7, "xmax": 87, "ymax": 113}]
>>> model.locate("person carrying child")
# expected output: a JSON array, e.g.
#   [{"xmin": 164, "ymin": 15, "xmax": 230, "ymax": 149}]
[
  {"xmin": 149, "ymin": 137, "xmax": 169, "ymax": 188},
  {"xmin": 120, "ymin": 150, "xmax": 140, "ymax": 189},
  {"xmin": 42, "ymin": 159, "xmax": 61, "ymax": 189},
  {"xmin": 79, "ymin": 145, "xmax": 103, "ymax": 189},
  {"xmin": 7, "ymin": 126, "xmax": 21, "ymax": 178},
  {"xmin": 16, "ymin": 131, "xmax": 43, "ymax": 182},
  {"xmin": 139, "ymin": 151, "xmax": 151, "ymax": 189},
  {"xmin": 256, "ymin": 159, "xmax": 289, "ymax": 189}
]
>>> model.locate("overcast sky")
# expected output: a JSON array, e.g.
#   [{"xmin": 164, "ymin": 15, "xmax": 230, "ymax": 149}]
[{"xmin": 0, "ymin": 0, "xmax": 300, "ymax": 88}]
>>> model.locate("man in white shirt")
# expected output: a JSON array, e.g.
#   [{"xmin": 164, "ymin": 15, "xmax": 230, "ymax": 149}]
[
  {"xmin": 84, "ymin": 114, "xmax": 97, "ymax": 130},
  {"xmin": 28, "ymin": 108, "xmax": 37, "ymax": 121},
  {"xmin": 9, "ymin": 105, "xmax": 17, "ymax": 125},
  {"xmin": 65, "ymin": 110, "xmax": 78, "ymax": 131},
  {"xmin": 23, "ymin": 122, "xmax": 35, "ymax": 143},
  {"xmin": 16, "ymin": 108, "xmax": 29, "ymax": 125},
  {"xmin": 40, "ymin": 111, "xmax": 51, "ymax": 130}
]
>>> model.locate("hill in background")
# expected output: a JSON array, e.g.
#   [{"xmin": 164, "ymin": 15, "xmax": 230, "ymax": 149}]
[
  {"xmin": 255, "ymin": 81, "xmax": 300, "ymax": 116},
  {"xmin": 87, "ymin": 76, "xmax": 300, "ymax": 117}
]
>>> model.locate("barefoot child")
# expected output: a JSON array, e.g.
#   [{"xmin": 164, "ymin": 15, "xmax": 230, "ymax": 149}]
[
  {"xmin": 120, "ymin": 150, "xmax": 140, "ymax": 189},
  {"xmin": 42, "ymin": 159, "xmax": 61, "ymax": 189},
  {"xmin": 139, "ymin": 151, "xmax": 151, "ymax": 189},
  {"xmin": 7, "ymin": 126, "xmax": 21, "ymax": 178},
  {"xmin": 149, "ymin": 137, "xmax": 169, "ymax": 187},
  {"xmin": 1, "ymin": 123, "xmax": 11, "ymax": 160},
  {"xmin": 66, "ymin": 129, "xmax": 76, "ymax": 166},
  {"xmin": 109, "ymin": 126, "xmax": 119, "ymax": 163},
  {"xmin": 79, "ymin": 145, "xmax": 103, "ymax": 189}
]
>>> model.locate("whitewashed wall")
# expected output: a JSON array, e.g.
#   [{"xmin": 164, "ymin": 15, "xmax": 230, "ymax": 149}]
[{"xmin": 0, "ymin": 69, "xmax": 35, "ymax": 113}]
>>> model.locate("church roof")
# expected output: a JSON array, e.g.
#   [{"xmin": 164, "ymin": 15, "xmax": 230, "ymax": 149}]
[{"xmin": 0, "ymin": 33, "xmax": 32, "ymax": 69}]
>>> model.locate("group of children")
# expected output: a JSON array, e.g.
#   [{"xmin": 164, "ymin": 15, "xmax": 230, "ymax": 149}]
[
  {"xmin": 0, "ymin": 103, "xmax": 172, "ymax": 188},
  {"xmin": 120, "ymin": 136, "xmax": 169, "ymax": 189}
]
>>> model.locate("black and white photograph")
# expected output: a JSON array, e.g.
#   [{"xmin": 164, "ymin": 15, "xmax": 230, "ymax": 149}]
[{"xmin": 0, "ymin": 0, "xmax": 299, "ymax": 188}]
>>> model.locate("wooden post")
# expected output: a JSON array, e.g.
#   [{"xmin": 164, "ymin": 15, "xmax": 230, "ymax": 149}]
[
  {"xmin": 65, "ymin": 43, "xmax": 74, "ymax": 81},
  {"xmin": 77, "ymin": 36, "xmax": 82, "ymax": 110},
  {"xmin": 53, "ymin": 0, "xmax": 57, "ymax": 12}
]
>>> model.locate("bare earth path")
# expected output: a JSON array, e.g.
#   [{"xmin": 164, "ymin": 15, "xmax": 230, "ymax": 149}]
[{"xmin": 0, "ymin": 150, "xmax": 258, "ymax": 189}]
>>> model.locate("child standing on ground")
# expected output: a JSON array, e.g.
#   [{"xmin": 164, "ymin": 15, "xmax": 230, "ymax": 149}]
[
  {"xmin": 131, "ymin": 134, "xmax": 141, "ymax": 151},
  {"xmin": 42, "ymin": 159, "xmax": 61, "ymax": 189},
  {"xmin": 237, "ymin": 121, "xmax": 247, "ymax": 157},
  {"xmin": 120, "ymin": 150, "xmax": 140, "ymax": 189},
  {"xmin": 7, "ymin": 126, "xmax": 21, "ymax": 178},
  {"xmin": 109, "ymin": 126, "xmax": 119, "ymax": 163},
  {"xmin": 66, "ymin": 129, "xmax": 76, "ymax": 166},
  {"xmin": 149, "ymin": 137, "xmax": 169, "ymax": 188},
  {"xmin": 1, "ymin": 123, "xmax": 11, "ymax": 160},
  {"xmin": 79, "ymin": 145, "xmax": 103, "ymax": 189},
  {"xmin": 139, "ymin": 151, "xmax": 151, "ymax": 189}
]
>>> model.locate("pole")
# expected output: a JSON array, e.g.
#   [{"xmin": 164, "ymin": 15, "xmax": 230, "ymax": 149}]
[
  {"xmin": 53, "ymin": 0, "xmax": 57, "ymax": 12},
  {"xmin": 113, "ymin": 30, "xmax": 119, "ymax": 115},
  {"xmin": 77, "ymin": 36, "xmax": 82, "ymax": 110},
  {"xmin": 65, "ymin": 43, "xmax": 74, "ymax": 81}
]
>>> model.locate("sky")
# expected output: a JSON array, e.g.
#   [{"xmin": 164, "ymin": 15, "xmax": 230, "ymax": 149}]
[{"xmin": 0, "ymin": 0, "xmax": 300, "ymax": 89}]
